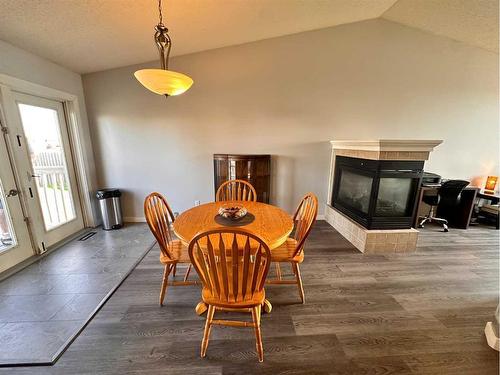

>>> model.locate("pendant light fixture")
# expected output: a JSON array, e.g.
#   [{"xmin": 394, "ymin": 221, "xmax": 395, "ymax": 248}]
[{"xmin": 134, "ymin": 0, "xmax": 193, "ymax": 97}]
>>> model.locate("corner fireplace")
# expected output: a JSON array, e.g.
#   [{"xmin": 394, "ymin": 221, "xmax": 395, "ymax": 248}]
[{"xmin": 331, "ymin": 156, "xmax": 423, "ymax": 229}]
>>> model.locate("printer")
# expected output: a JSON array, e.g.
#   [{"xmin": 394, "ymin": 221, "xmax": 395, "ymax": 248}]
[{"xmin": 422, "ymin": 172, "xmax": 442, "ymax": 186}]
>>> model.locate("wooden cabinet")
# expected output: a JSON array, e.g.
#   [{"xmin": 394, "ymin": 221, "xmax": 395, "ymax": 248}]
[{"xmin": 213, "ymin": 154, "xmax": 271, "ymax": 203}]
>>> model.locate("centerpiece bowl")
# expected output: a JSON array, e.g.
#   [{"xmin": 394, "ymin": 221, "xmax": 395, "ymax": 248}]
[{"xmin": 218, "ymin": 203, "xmax": 248, "ymax": 221}]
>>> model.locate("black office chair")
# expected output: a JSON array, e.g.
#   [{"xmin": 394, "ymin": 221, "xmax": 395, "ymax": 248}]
[{"xmin": 418, "ymin": 180, "xmax": 469, "ymax": 232}]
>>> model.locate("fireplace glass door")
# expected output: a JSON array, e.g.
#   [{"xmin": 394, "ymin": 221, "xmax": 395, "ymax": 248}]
[
  {"xmin": 332, "ymin": 156, "xmax": 424, "ymax": 229},
  {"xmin": 337, "ymin": 170, "xmax": 373, "ymax": 214},
  {"xmin": 375, "ymin": 178, "xmax": 413, "ymax": 216}
]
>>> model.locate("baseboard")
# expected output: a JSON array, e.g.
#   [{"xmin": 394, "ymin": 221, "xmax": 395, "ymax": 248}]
[{"xmin": 124, "ymin": 216, "xmax": 146, "ymax": 223}]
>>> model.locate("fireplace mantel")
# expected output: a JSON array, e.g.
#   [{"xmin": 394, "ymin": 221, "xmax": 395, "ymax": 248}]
[
  {"xmin": 330, "ymin": 139, "xmax": 443, "ymax": 152},
  {"xmin": 329, "ymin": 139, "xmax": 443, "ymax": 161},
  {"xmin": 326, "ymin": 139, "xmax": 443, "ymax": 254}
]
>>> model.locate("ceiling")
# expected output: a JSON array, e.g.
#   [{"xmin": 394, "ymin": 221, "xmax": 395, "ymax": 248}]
[
  {"xmin": 0, "ymin": 0, "xmax": 397, "ymax": 73},
  {"xmin": 383, "ymin": 0, "xmax": 499, "ymax": 53},
  {"xmin": 0, "ymin": 0, "xmax": 497, "ymax": 74}
]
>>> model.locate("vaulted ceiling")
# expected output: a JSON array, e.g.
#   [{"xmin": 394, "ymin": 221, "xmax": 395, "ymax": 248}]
[
  {"xmin": 383, "ymin": 0, "xmax": 499, "ymax": 53},
  {"xmin": 0, "ymin": 0, "xmax": 497, "ymax": 74}
]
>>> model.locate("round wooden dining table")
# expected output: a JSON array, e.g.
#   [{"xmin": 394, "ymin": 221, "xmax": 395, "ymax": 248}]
[{"xmin": 173, "ymin": 201, "xmax": 294, "ymax": 314}]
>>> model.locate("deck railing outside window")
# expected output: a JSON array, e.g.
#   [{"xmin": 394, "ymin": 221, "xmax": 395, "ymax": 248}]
[{"xmin": 32, "ymin": 150, "xmax": 75, "ymax": 230}]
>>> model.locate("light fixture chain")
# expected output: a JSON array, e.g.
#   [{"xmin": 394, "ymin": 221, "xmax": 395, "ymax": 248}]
[
  {"xmin": 158, "ymin": 0, "xmax": 164, "ymax": 26},
  {"xmin": 135, "ymin": 0, "xmax": 192, "ymax": 98}
]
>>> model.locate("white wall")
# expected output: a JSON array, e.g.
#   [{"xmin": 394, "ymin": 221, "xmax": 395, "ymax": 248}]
[
  {"xmin": 0, "ymin": 39, "xmax": 99, "ymax": 222},
  {"xmin": 82, "ymin": 19, "xmax": 499, "ymax": 220}
]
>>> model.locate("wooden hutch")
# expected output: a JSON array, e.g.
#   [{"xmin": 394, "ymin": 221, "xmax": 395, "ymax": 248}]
[{"xmin": 213, "ymin": 154, "xmax": 271, "ymax": 203}]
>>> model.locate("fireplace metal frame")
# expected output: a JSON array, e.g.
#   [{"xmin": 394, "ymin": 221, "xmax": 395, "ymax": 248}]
[{"xmin": 331, "ymin": 156, "xmax": 424, "ymax": 229}]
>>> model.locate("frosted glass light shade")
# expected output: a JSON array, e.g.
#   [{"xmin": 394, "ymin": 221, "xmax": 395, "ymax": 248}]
[{"xmin": 134, "ymin": 69, "xmax": 193, "ymax": 96}]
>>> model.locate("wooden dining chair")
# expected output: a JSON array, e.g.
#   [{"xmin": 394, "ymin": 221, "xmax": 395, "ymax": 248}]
[
  {"xmin": 266, "ymin": 193, "xmax": 318, "ymax": 303},
  {"xmin": 188, "ymin": 228, "xmax": 271, "ymax": 362},
  {"xmin": 216, "ymin": 179, "xmax": 257, "ymax": 202},
  {"xmin": 146, "ymin": 192, "xmax": 183, "ymax": 278},
  {"xmin": 144, "ymin": 192, "xmax": 195, "ymax": 306}
]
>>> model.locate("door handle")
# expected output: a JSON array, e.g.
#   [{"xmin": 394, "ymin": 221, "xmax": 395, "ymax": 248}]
[{"xmin": 6, "ymin": 189, "xmax": 19, "ymax": 197}]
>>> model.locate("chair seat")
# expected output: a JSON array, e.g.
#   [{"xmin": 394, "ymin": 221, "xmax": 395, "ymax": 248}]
[
  {"xmin": 202, "ymin": 287, "xmax": 266, "ymax": 308},
  {"xmin": 160, "ymin": 240, "xmax": 191, "ymax": 264},
  {"xmin": 271, "ymin": 238, "xmax": 303, "ymax": 263}
]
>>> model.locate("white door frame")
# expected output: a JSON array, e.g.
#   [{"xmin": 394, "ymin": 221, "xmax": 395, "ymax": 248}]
[
  {"xmin": 0, "ymin": 74, "xmax": 97, "ymax": 230},
  {"xmin": 0, "ymin": 108, "xmax": 34, "ymax": 273},
  {"xmin": 11, "ymin": 92, "xmax": 85, "ymax": 248}
]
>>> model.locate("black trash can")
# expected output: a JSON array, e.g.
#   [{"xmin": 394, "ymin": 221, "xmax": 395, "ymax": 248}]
[{"xmin": 96, "ymin": 189, "xmax": 123, "ymax": 230}]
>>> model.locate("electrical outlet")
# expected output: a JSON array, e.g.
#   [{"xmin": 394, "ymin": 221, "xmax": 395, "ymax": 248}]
[{"xmin": 195, "ymin": 200, "xmax": 200, "ymax": 206}]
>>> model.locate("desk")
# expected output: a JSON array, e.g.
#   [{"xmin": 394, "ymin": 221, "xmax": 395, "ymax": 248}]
[
  {"xmin": 476, "ymin": 190, "xmax": 500, "ymax": 229},
  {"xmin": 477, "ymin": 190, "xmax": 500, "ymax": 204},
  {"xmin": 414, "ymin": 185, "xmax": 479, "ymax": 229}
]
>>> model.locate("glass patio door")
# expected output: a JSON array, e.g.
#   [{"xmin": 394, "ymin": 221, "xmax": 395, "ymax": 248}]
[
  {"xmin": 0, "ymin": 125, "xmax": 33, "ymax": 273},
  {"xmin": 6, "ymin": 92, "xmax": 84, "ymax": 251}
]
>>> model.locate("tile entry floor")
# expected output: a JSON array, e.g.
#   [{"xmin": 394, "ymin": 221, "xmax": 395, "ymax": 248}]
[{"xmin": 0, "ymin": 223, "xmax": 154, "ymax": 365}]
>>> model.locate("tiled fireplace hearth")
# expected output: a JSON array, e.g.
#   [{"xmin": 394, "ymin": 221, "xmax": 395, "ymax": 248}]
[{"xmin": 325, "ymin": 140, "xmax": 442, "ymax": 254}]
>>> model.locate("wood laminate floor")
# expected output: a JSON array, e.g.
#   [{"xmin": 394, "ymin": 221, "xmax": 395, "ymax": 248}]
[{"xmin": 1, "ymin": 221, "xmax": 498, "ymax": 374}]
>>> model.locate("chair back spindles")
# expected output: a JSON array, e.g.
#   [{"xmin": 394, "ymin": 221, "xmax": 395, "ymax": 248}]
[
  {"xmin": 216, "ymin": 179, "xmax": 257, "ymax": 202},
  {"xmin": 144, "ymin": 192, "xmax": 176, "ymax": 260},
  {"xmin": 292, "ymin": 193, "xmax": 318, "ymax": 257},
  {"xmin": 189, "ymin": 229, "xmax": 271, "ymax": 304}
]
